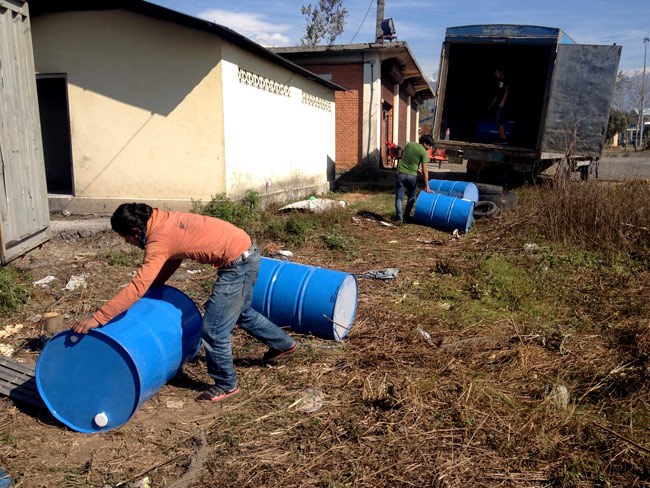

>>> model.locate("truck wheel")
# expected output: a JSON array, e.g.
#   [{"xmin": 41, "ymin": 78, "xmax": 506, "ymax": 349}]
[
  {"xmin": 580, "ymin": 160, "xmax": 599, "ymax": 181},
  {"xmin": 473, "ymin": 201, "xmax": 500, "ymax": 219}
]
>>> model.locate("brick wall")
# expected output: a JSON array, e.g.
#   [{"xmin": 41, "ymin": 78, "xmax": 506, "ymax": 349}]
[{"xmin": 299, "ymin": 63, "xmax": 363, "ymax": 171}]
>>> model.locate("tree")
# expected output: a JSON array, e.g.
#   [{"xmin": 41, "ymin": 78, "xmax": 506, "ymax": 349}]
[
  {"xmin": 300, "ymin": 0, "xmax": 348, "ymax": 46},
  {"xmin": 606, "ymin": 109, "xmax": 631, "ymax": 143},
  {"xmin": 612, "ymin": 70, "xmax": 649, "ymax": 112}
]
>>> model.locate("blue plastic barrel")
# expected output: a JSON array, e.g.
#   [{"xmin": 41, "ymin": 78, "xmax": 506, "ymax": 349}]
[
  {"xmin": 475, "ymin": 119, "xmax": 515, "ymax": 142},
  {"xmin": 35, "ymin": 285, "xmax": 202, "ymax": 433},
  {"xmin": 413, "ymin": 192, "xmax": 474, "ymax": 233},
  {"xmin": 252, "ymin": 258, "xmax": 358, "ymax": 341},
  {"xmin": 428, "ymin": 179, "xmax": 479, "ymax": 202}
]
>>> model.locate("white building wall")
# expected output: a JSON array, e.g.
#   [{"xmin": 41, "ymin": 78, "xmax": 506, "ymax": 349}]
[
  {"xmin": 31, "ymin": 10, "xmax": 225, "ymax": 212},
  {"xmin": 220, "ymin": 44, "xmax": 335, "ymax": 201}
]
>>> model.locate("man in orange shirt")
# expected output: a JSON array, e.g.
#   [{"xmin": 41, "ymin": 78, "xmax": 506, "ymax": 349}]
[{"xmin": 71, "ymin": 203, "xmax": 298, "ymax": 403}]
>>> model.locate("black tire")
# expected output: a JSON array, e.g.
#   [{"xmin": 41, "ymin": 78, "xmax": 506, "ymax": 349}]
[
  {"xmin": 473, "ymin": 200, "xmax": 500, "ymax": 219},
  {"xmin": 478, "ymin": 191, "xmax": 519, "ymax": 209},
  {"xmin": 476, "ymin": 182, "xmax": 504, "ymax": 195}
]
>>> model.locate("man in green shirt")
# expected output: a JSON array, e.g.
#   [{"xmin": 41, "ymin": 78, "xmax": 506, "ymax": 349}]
[{"xmin": 394, "ymin": 134, "xmax": 434, "ymax": 224}]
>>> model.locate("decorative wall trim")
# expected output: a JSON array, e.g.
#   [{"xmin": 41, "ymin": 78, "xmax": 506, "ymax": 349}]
[
  {"xmin": 238, "ymin": 68, "xmax": 290, "ymax": 97},
  {"xmin": 302, "ymin": 92, "xmax": 332, "ymax": 112}
]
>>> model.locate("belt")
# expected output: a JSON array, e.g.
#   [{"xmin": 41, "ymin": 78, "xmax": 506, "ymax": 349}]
[{"xmin": 224, "ymin": 243, "xmax": 257, "ymax": 268}]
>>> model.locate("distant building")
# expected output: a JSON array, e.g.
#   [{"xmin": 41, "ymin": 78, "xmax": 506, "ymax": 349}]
[{"xmin": 272, "ymin": 42, "xmax": 434, "ymax": 174}]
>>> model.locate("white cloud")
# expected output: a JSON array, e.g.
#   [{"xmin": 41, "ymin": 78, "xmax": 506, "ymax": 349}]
[{"xmin": 197, "ymin": 9, "xmax": 292, "ymax": 46}]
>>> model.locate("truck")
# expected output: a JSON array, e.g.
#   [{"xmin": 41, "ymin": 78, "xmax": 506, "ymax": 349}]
[{"xmin": 432, "ymin": 25, "xmax": 621, "ymax": 183}]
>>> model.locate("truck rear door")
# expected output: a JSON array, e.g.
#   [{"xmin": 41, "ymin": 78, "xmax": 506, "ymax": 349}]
[{"xmin": 541, "ymin": 44, "xmax": 621, "ymax": 157}]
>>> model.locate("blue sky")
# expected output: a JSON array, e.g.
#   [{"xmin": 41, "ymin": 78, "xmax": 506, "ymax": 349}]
[{"xmin": 149, "ymin": 0, "xmax": 648, "ymax": 76}]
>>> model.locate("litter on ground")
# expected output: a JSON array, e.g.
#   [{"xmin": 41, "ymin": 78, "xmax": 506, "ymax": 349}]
[
  {"xmin": 357, "ymin": 268, "xmax": 399, "ymax": 280},
  {"xmin": 279, "ymin": 198, "xmax": 347, "ymax": 213}
]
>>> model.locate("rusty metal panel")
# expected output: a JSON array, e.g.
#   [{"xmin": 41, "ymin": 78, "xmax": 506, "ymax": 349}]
[
  {"xmin": 541, "ymin": 44, "xmax": 621, "ymax": 157},
  {"xmin": 0, "ymin": 0, "xmax": 50, "ymax": 264}
]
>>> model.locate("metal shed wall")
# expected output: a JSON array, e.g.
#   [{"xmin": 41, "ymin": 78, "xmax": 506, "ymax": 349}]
[{"xmin": 0, "ymin": 0, "xmax": 50, "ymax": 264}]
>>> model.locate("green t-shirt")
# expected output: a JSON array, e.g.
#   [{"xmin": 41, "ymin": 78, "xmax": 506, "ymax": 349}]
[{"xmin": 396, "ymin": 142, "xmax": 429, "ymax": 175}]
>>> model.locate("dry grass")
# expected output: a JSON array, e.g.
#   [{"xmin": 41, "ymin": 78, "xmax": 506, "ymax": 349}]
[
  {"xmin": 517, "ymin": 180, "xmax": 650, "ymax": 259},
  {"xmin": 0, "ymin": 182, "xmax": 649, "ymax": 487},
  {"xmin": 177, "ymin": 182, "xmax": 649, "ymax": 487}
]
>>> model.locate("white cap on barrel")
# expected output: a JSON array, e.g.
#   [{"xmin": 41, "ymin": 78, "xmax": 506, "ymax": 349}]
[{"xmin": 94, "ymin": 412, "xmax": 109, "ymax": 428}]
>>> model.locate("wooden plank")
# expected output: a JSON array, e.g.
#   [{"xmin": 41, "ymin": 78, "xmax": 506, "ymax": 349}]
[
  {"xmin": 0, "ymin": 356, "xmax": 44, "ymax": 408},
  {"xmin": 0, "ymin": 356, "xmax": 35, "ymax": 375},
  {"xmin": 0, "ymin": 2, "xmax": 51, "ymax": 264},
  {"xmin": 0, "ymin": 365, "xmax": 35, "ymax": 386}
]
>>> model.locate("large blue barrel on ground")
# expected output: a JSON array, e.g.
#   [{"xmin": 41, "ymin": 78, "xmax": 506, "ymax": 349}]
[
  {"xmin": 428, "ymin": 179, "xmax": 479, "ymax": 202},
  {"xmin": 35, "ymin": 285, "xmax": 202, "ymax": 434},
  {"xmin": 252, "ymin": 257, "xmax": 358, "ymax": 341},
  {"xmin": 413, "ymin": 192, "xmax": 474, "ymax": 233}
]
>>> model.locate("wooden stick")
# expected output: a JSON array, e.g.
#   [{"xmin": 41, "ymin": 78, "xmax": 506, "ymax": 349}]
[{"xmin": 591, "ymin": 421, "xmax": 650, "ymax": 454}]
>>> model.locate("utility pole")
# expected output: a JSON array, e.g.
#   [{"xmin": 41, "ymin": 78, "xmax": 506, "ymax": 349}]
[{"xmin": 637, "ymin": 37, "xmax": 649, "ymax": 148}]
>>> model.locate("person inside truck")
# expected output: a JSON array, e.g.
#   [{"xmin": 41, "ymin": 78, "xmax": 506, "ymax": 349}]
[
  {"xmin": 488, "ymin": 68, "xmax": 510, "ymax": 144},
  {"xmin": 393, "ymin": 134, "xmax": 434, "ymax": 225}
]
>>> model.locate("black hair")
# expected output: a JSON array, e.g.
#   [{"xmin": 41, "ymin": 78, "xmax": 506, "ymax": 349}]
[
  {"xmin": 419, "ymin": 134, "xmax": 434, "ymax": 146},
  {"xmin": 111, "ymin": 202, "xmax": 153, "ymax": 237}
]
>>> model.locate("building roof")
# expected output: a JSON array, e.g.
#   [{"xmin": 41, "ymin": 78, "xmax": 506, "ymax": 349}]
[
  {"xmin": 27, "ymin": 0, "xmax": 345, "ymax": 92},
  {"xmin": 271, "ymin": 42, "xmax": 434, "ymax": 100}
]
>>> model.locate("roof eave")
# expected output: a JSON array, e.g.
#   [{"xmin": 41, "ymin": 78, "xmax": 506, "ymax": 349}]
[{"xmin": 27, "ymin": 0, "xmax": 346, "ymax": 91}]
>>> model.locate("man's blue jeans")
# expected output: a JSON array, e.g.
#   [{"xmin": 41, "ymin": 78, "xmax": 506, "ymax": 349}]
[
  {"xmin": 201, "ymin": 245, "xmax": 295, "ymax": 391},
  {"xmin": 395, "ymin": 172, "xmax": 418, "ymax": 221}
]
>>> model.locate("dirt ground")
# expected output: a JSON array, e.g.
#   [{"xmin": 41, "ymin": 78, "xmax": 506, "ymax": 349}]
[
  {"xmin": 0, "ymin": 189, "xmax": 648, "ymax": 487},
  {"xmin": 0, "ymin": 207, "xmax": 423, "ymax": 487}
]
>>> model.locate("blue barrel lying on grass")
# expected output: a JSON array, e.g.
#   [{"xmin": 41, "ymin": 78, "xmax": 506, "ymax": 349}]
[
  {"xmin": 413, "ymin": 192, "xmax": 474, "ymax": 233},
  {"xmin": 252, "ymin": 257, "xmax": 358, "ymax": 341},
  {"xmin": 428, "ymin": 179, "xmax": 479, "ymax": 202},
  {"xmin": 35, "ymin": 285, "xmax": 202, "ymax": 434}
]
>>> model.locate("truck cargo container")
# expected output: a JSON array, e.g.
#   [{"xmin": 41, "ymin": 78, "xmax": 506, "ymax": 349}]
[{"xmin": 432, "ymin": 25, "xmax": 621, "ymax": 183}]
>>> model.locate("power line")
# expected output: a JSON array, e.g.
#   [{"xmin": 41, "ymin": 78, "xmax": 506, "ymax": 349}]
[{"xmin": 349, "ymin": 0, "xmax": 374, "ymax": 44}]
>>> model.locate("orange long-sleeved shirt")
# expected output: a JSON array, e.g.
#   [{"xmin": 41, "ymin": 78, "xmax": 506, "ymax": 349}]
[{"xmin": 93, "ymin": 209, "xmax": 251, "ymax": 325}]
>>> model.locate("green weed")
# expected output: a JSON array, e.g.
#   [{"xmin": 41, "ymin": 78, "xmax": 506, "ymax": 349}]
[
  {"xmin": 0, "ymin": 430, "xmax": 15, "ymax": 446},
  {"xmin": 0, "ymin": 267, "xmax": 31, "ymax": 315},
  {"xmin": 192, "ymin": 189, "xmax": 261, "ymax": 229},
  {"xmin": 103, "ymin": 249, "xmax": 142, "ymax": 267},
  {"xmin": 281, "ymin": 214, "xmax": 318, "ymax": 247},
  {"xmin": 322, "ymin": 224, "xmax": 356, "ymax": 251},
  {"xmin": 478, "ymin": 253, "xmax": 534, "ymax": 311}
]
